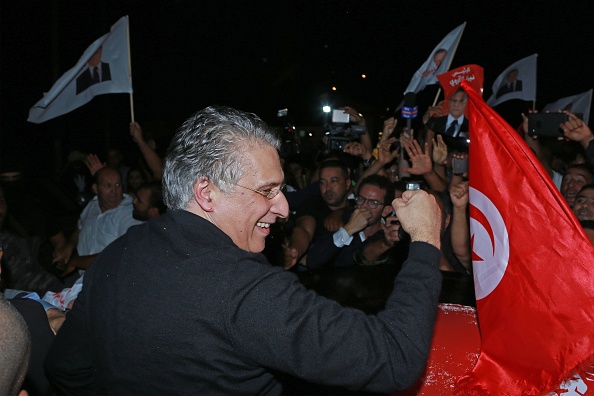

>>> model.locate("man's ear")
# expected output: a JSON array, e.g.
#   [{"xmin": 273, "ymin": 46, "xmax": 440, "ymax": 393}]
[
  {"xmin": 381, "ymin": 205, "xmax": 393, "ymax": 218},
  {"xmin": 92, "ymin": 183, "xmax": 98, "ymax": 195},
  {"xmin": 193, "ymin": 177, "xmax": 214, "ymax": 212}
]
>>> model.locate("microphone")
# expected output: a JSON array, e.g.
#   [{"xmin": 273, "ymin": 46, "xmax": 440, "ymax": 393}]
[{"xmin": 401, "ymin": 92, "xmax": 418, "ymax": 135}]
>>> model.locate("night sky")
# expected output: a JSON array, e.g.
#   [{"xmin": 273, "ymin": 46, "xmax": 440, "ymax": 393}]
[{"xmin": 2, "ymin": 1, "xmax": 594, "ymax": 176}]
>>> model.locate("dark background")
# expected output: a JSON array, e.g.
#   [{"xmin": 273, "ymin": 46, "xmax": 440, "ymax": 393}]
[{"xmin": 2, "ymin": 1, "xmax": 594, "ymax": 177}]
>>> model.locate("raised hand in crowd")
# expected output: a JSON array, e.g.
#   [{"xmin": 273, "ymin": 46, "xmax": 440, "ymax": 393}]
[
  {"xmin": 355, "ymin": 138, "xmax": 399, "ymax": 191},
  {"xmin": 402, "ymin": 139, "xmax": 448, "ymax": 192},
  {"xmin": 449, "ymin": 180, "xmax": 471, "ymax": 270},
  {"xmin": 343, "ymin": 141, "xmax": 372, "ymax": 162},
  {"xmin": 379, "ymin": 117, "xmax": 397, "ymax": 145},
  {"xmin": 130, "ymin": 121, "xmax": 164, "ymax": 180},
  {"xmin": 561, "ymin": 112, "xmax": 594, "ymax": 161},
  {"xmin": 340, "ymin": 106, "xmax": 372, "ymax": 153},
  {"xmin": 84, "ymin": 153, "xmax": 105, "ymax": 177},
  {"xmin": 432, "ymin": 134, "xmax": 448, "ymax": 167},
  {"xmin": 422, "ymin": 100, "xmax": 447, "ymax": 125},
  {"xmin": 401, "ymin": 140, "xmax": 433, "ymax": 176}
]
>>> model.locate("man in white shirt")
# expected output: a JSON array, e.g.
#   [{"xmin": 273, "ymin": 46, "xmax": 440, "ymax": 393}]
[{"xmin": 55, "ymin": 166, "xmax": 141, "ymax": 274}]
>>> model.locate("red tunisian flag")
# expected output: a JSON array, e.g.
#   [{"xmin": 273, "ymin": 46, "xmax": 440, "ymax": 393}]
[{"xmin": 455, "ymin": 79, "xmax": 594, "ymax": 395}]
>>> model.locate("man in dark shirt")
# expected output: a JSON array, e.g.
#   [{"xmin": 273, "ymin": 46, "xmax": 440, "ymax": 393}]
[
  {"xmin": 283, "ymin": 159, "xmax": 353, "ymax": 269},
  {"xmin": 307, "ymin": 174, "xmax": 396, "ymax": 269},
  {"xmin": 45, "ymin": 106, "xmax": 443, "ymax": 395}
]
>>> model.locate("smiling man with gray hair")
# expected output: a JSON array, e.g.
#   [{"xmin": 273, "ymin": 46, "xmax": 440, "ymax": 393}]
[{"xmin": 46, "ymin": 106, "xmax": 443, "ymax": 395}]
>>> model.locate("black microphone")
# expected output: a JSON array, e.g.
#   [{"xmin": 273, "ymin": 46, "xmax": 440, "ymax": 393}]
[{"xmin": 401, "ymin": 92, "xmax": 418, "ymax": 134}]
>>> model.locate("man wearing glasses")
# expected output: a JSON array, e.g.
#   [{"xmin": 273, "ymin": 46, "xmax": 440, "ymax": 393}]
[
  {"xmin": 46, "ymin": 106, "xmax": 443, "ymax": 395},
  {"xmin": 307, "ymin": 174, "xmax": 399, "ymax": 269}
]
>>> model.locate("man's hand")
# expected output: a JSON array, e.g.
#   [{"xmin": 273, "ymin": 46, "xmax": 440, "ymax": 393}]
[
  {"xmin": 282, "ymin": 243, "xmax": 299, "ymax": 270},
  {"xmin": 343, "ymin": 141, "xmax": 370, "ymax": 160},
  {"xmin": 432, "ymin": 134, "xmax": 448, "ymax": 166},
  {"xmin": 84, "ymin": 153, "xmax": 105, "ymax": 176},
  {"xmin": 377, "ymin": 138, "xmax": 399, "ymax": 165},
  {"xmin": 130, "ymin": 121, "xmax": 145, "ymax": 144},
  {"xmin": 449, "ymin": 180, "xmax": 469, "ymax": 210},
  {"xmin": 392, "ymin": 190, "xmax": 441, "ymax": 249},
  {"xmin": 340, "ymin": 106, "xmax": 365, "ymax": 126},
  {"xmin": 401, "ymin": 140, "xmax": 433, "ymax": 175},
  {"xmin": 381, "ymin": 117, "xmax": 397, "ymax": 143},
  {"xmin": 323, "ymin": 209, "xmax": 345, "ymax": 232},
  {"xmin": 561, "ymin": 111, "xmax": 594, "ymax": 149},
  {"xmin": 343, "ymin": 208, "xmax": 372, "ymax": 236},
  {"xmin": 383, "ymin": 216, "xmax": 401, "ymax": 247}
]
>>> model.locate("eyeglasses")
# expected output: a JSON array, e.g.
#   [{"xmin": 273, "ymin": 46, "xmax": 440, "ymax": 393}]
[
  {"xmin": 355, "ymin": 195, "xmax": 385, "ymax": 209},
  {"xmin": 236, "ymin": 184, "xmax": 285, "ymax": 200}
]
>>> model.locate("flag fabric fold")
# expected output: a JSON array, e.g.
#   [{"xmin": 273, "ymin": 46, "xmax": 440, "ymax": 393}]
[
  {"xmin": 404, "ymin": 22, "xmax": 466, "ymax": 95},
  {"xmin": 456, "ymin": 79, "xmax": 594, "ymax": 395},
  {"xmin": 28, "ymin": 16, "xmax": 132, "ymax": 124},
  {"xmin": 543, "ymin": 89, "xmax": 593, "ymax": 124},
  {"xmin": 485, "ymin": 53, "xmax": 537, "ymax": 107}
]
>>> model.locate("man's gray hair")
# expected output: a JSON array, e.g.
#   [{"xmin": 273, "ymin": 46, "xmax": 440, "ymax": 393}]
[
  {"xmin": 163, "ymin": 106, "xmax": 281, "ymax": 210},
  {"xmin": 0, "ymin": 295, "xmax": 31, "ymax": 396}
]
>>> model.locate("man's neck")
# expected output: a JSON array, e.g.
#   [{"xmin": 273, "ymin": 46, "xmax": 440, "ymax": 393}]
[{"xmin": 327, "ymin": 200, "xmax": 348, "ymax": 211}]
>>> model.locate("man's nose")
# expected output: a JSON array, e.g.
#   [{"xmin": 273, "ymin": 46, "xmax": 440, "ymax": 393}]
[{"xmin": 272, "ymin": 191, "xmax": 289, "ymax": 219}]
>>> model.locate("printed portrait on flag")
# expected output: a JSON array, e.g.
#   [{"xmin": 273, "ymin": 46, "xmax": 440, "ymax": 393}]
[
  {"xmin": 486, "ymin": 53, "xmax": 537, "ymax": 107},
  {"xmin": 495, "ymin": 68, "xmax": 523, "ymax": 99},
  {"xmin": 75, "ymin": 46, "xmax": 112, "ymax": 94},
  {"xmin": 404, "ymin": 23, "xmax": 466, "ymax": 95},
  {"xmin": 28, "ymin": 16, "xmax": 132, "ymax": 124}
]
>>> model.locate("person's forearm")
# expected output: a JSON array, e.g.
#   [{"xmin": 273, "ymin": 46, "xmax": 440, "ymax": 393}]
[
  {"xmin": 137, "ymin": 140, "xmax": 164, "ymax": 180},
  {"xmin": 450, "ymin": 207, "xmax": 471, "ymax": 269},
  {"xmin": 423, "ymin": 169, "xmax": 447, "ymax": 192},
  {"xmin": 289, "ymin": 226, "xmax": 312, "ymax": 261}
]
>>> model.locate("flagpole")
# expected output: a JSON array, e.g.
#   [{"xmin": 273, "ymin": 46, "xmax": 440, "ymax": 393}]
[
  {"xmin": 587, "ymin": 89, "xmax": 593, "ymax": 124},
  {"xmin": 126, "ymin": 15, "xmax": 135, "ymax": 123},
  {"xmin": 432, "ymin": 21, "xmax": 467, "ymax": 107}
]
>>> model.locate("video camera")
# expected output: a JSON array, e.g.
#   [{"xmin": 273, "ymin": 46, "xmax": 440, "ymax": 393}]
[{"xmin": 326, "ymin": 109, "xmax": 366, "ymax": 150}]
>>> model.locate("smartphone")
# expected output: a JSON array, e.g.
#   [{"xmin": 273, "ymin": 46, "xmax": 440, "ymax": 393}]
[
  {"xmin": 527, "ymin": 113, "xmax": 569, "ymax": 137},
  {"xmin": 452, "ymin": 157, "xmax": 468, "ymax": 175},
  {"xmin": 332, "ymin": 109, "xmax": 350, "ymax": 124}
]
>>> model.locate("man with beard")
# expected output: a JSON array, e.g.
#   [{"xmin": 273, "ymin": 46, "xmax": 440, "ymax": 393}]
[
  {"xmin": 283, "ymin": 159, "xmax": 353, "ymax": 269},
  {"xmin": 132, "ymin": 182, "xmax": 166, "ymax": 221}
]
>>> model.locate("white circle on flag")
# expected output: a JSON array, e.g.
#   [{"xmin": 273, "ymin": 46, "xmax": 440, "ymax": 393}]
[{"xmin": 469, "ymin": 187, "xmax": 510, "ymax": 300}]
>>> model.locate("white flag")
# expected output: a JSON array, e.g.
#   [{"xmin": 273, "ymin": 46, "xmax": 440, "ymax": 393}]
[
  {"xmin": 486, "ymin": 54, "xmax": 537, "ymax": 107},
  {"xmin": 404, "ymin": 22, "xmax": 466, "ymax": 95},
  {"xmin": 543, "ymin": 89, "xmax": 592, "ymax": 124},
  {"xmin": 28, "ymin": 16, "xmax": 132, "ymax": 124}
]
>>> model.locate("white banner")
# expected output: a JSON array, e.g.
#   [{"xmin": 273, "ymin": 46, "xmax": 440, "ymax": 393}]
[
  {"xmin": 543, "ymin": 89, "xmax": 592, "ymax": 124},
  {"xmin": 486, "ymin": 53, "xmax": 537, "ymax": 107},
  {"xmin": 404, "ymin": 22, "xmax": 466, "ymax": 95},
  {"xmin": 28, "ymin": 16, "xmax": 132, "ymax": 123}
]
